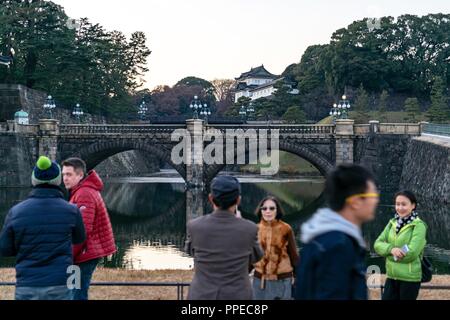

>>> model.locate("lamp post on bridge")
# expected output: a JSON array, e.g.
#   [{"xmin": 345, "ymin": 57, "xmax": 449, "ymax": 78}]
[
  {"xmin": 72, "ymin": 103, "xmax": 84, "ymax": 123},
  {"xmin": 199, "ymin": 103, "xmax": 212, "ymax": 124},
  {"xmin": 330, "ymin": 95, "xmax": 351, "ymax": 123},
  {"xmin": 43, "ymin": 95, "xmax": 56, "ymax": 119},
  {"xmin": 189, "ymin": 95, "xmax": 206, "ymax": 120},
  {"xmin": 239, "ymin": 102, "xmax": 254, "ymax": 124},
  {"xmin": 137, "ymin": 98, "xmax": 148, "ymax": 122}
]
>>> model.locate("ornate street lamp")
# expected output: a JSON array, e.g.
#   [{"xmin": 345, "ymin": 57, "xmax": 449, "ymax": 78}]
[
  {"xmin": 239, "ymin": 105, "xmax": 247, "ymax": 123},
  {"xmin": 330, "ymin": 95, "xmax": 351, "ymax": 121},
  {"xmin": 137, "ymin": 98, "xmax": 148, "ymax": 121},
  {"xmin": 239, "ymin": 102, "xmax": 255, "ymax": 123},
  {"xmin": 189, "ymin": 95, "xmax": 203, "ymax": 119},
  {"xmin": 43, "ymin": 95, "xmax": 56, "ymax": 119},
  {"xmin": 338, "ymin": 95, "xmax": 351, "ymax": 119},
  {"xmin": 0, "ymin": 47, "xmax": 14, "ymax": 67},
  {"xmin": 247, "ymin": 102, "xmax": 255, "ymax": 121},
  {"xmin": 72, "ymin": 103, "xmax": 84, "ymax": 123},
  {"xmin": 200, "ymin": 103, "xmax": 211, "ymax": 123}
]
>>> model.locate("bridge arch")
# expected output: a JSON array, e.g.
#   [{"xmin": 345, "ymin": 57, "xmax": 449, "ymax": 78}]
[
  {"xmin": 203, "ymin": 139, "xmax": 334, "ymax": 186},
  {"xmin": 68, "ymin": 139, "xmax": 186, "ymax": 180}
]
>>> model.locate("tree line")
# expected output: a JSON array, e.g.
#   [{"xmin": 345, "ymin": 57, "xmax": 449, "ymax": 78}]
[
  {"xmin": 1, "ymin": 3, "xmax": 449, "ymax": 123},
  {"xmin": 146, "ymin": 14, "xmax": 450, "ymax": 123},
  {"xmin": 0, "ymin": 0, "xmax": 151, "ymax": 117}
]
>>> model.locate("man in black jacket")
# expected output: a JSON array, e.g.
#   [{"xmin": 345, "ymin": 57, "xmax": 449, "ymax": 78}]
[
  {"xmin": 294, "ymin": 164, "xmax": 379, "ymax": 300},
  {"xmin": 0, "ymin": 156, "xmax": 86, "ymax": 300}
]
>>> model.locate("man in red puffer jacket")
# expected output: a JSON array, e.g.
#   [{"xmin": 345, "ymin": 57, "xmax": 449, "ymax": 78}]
[{"xmin": 62, "ymin": 157, "xmax": 116, "ymax": 300}]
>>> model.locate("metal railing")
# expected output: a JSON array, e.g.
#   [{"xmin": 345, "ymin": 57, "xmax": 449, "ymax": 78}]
[
  {"xmin": 0, "ymin": 281, "xmax": 191, "ymax": 300},
  {"xmin": 423, "ymin": 123, "xmax": 450, "ymax": 137},
  {"xmin": 2, "ymin": 281, "xmax": 450, "ymax": 300},
  {"xmin": 377, "ymin": 284, "xmax": 450, "ymax": 298}
]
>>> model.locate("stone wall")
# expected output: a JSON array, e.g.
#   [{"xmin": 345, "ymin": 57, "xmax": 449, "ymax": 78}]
[
  {"xmin": 0, "ymin": 133, "xmax": 36, "ymax": 186},
  {"xmin": 335, "ymin": 138, "xmax": 354, "ymax": 164},
  {"xmin": 0, "ymin": 130, "xmax": 163, "ymax": 186},
  {"xmin": 355, "ymin": 134, "xmax": 412, "ymax": 195},
  {"xmin": 0, "ymin": 84, "xmax": 161, "ymax": 184},
  {"xmin": 0, "ymin": 84, "xmax": 42, "ymax": 122},
  {"xmin": 95, "ymin": 150, "xmax": 161, "ymax": 177},
  {"xmin": 400, "ymin": 136, "xmax": 450, "ymax": 204},
  {"xmin": 0, "ymin": 84, "xmax": 106, "ymax": 124}
]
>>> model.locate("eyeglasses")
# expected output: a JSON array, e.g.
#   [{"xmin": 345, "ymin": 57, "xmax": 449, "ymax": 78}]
[
  {"xmin": 345, "ymin": 193, "xmax": 379, "ymax": 203},
  {"xmin": 261, "ymin": 206, "xmax": 276, "ymax": 211}
]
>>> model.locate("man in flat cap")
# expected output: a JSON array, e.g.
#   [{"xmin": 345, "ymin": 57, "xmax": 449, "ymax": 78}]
[{"xmin": 185, "ymin": 175, "xmax": 263, "ymax": 300}]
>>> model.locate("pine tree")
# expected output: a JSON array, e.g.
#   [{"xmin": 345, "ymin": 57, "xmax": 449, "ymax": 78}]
[
  {"xmin": 282, "ymin": 106, "xmax": 306, "ymax": 123},
  {"xmin": 378, "ymin": 90, "xmax": 389, "ymax": 122},
  {"xmin": 403, "ymin": 97, "xmax": 421, "ymax": 123},
  {"xmin": 427, "ymin": 77, "xmax": 449, "ymax": 123},
  {"xmin": 353, "ymin": 84, "xmax": 370, "ymax": 123}
]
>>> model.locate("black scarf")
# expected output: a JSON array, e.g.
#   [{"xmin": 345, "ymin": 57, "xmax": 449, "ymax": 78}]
[{"xmin": 395, "ymin": 210, "xmax": 418, "ymax": 233}]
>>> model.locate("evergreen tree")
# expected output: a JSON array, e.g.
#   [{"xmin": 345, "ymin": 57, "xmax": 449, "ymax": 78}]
[
  {"xmin": 353, "ymin": 84, "xmax": 370, "ymax": 123},
  {"xmin": 226, "ymin": 96, "xmax": 251, "ymax": 117},
  {"xmin": 427, "ymin": 77, "xmax": 449, "ymax": 123},
  {"xmin": 282, "ymin": 106, "xmax": 306, "ymax": 123},
  {"xmin": 378, "ymin": 90, "xmax": 389, "ymax": 122},
  {"xmin": 403, "ymin": 97, "xmax": 421, "ymax": 123},
  {"xmin": 0, "ymin": 1, "xmax": 151, "ymax": 117}
]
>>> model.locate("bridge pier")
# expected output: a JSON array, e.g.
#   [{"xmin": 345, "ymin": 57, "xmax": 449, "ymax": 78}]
[
  {"xmin": 38, "ymin": 119, "xmax": 59, "ymax": 161},
  {"xmin": 185, "ymin": 119, "xmax": 205, "ymax": 219},
  {"xmin": 335, "ymin": 119, "xmax": 354, "ymax": 164}
]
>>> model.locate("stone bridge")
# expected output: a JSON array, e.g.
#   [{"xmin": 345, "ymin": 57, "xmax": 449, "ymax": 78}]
[{"xmin": 0, "ymin": 118, "xmax": 426, "ymax": 217}]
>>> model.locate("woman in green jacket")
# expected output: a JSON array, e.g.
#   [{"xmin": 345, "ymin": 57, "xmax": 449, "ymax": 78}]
[{"xmin": 374, "ymin": 190, "xmax": 427, "ymax": 300}]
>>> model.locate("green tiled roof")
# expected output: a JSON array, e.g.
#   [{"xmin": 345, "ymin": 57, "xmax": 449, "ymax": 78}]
[{"xmin": 14, "ymin": 110, "xmax": 29, "ymax": 117}]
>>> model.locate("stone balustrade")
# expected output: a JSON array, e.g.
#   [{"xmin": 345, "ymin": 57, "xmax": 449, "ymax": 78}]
[
  {"xmin": 354, "ymin": 124, "xmax": 370, "ymax": 135},
  {"xmin": 379, "ymin": 123, "xmax": 421, "ymax": 135},
  {"xmin": 207, "ymin": 124, "xmax": 335, "ymax": 135},
  {"xmin": 59, "ymin": 124, "xmax": 185, "ymax": 135},
  {"xmin": 1, "ymin": 120, "xmax": 424, "ymax": 137}
]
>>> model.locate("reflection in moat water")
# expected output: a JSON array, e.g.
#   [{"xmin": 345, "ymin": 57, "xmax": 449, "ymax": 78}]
[
  {"xmin": 100, "ymin": 175, "xmax": 326, "ymax": 270},
  {"xmin": 122, "ymin": 241, "xmax": 193, "ymax": 270}
]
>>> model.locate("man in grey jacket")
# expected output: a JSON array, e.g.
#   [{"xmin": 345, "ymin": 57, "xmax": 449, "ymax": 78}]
[{"xmin": 185, "ymin": 175, "xmax": 263, "ymax": 300}]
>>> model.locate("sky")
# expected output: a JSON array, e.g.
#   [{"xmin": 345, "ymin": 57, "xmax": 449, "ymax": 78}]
[{"xmin": 52, "ymin": 0, "xmax": 450, "ymax": 90}]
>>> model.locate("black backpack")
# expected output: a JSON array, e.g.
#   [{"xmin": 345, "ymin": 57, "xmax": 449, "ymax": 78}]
[{"xmin": 421, "ymin": 256, "xmax": 433, "ymax": 283}]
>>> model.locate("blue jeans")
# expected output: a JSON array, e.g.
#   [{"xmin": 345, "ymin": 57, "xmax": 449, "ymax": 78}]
[
  {"xmin": 15, "ymin": 286, "xmax": 71, "ymax": 300},
  {"xmin": 252, "ymin": 277, "xmax": 293, "ymax": 300},
  {"xmin": 71, "ymin": 258, "xmax": 99, "ymax": 300}
]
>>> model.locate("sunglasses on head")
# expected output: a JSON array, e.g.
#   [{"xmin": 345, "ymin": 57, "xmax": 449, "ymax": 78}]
[{"xmin": 261, "ymin": 206, "xmax": 276, "ymax": 211}]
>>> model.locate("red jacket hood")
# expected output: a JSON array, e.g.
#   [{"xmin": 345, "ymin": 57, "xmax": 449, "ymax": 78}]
[{"xmin": 71, "ymin": 170, "xmax": 104, "ymax": 194}]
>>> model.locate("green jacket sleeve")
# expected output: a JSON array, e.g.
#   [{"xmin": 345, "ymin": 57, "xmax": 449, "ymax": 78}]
[
  {"xmin": 374, "ymin": 222, "xmax": 394, "ymax": 257},
  {"xmin": 401, "ymin": 222, "xmax": 427, "ymax": 263}
]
